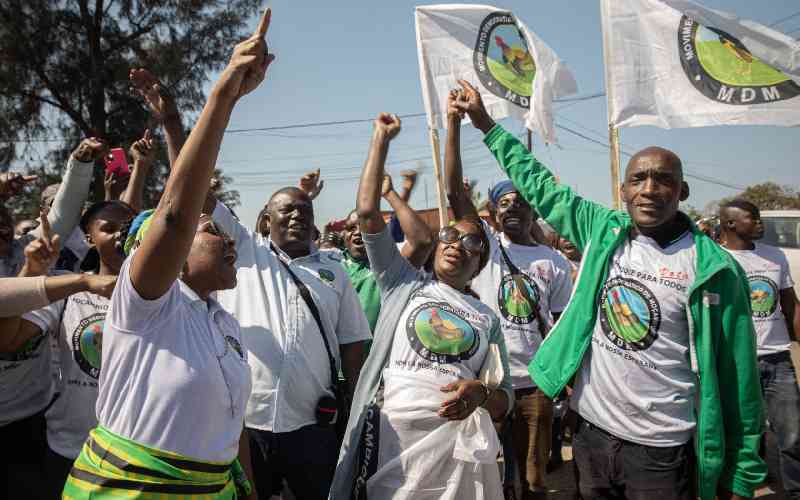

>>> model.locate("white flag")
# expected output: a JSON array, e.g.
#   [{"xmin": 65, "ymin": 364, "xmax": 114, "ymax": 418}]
[
  {"xmin": 415, "ymin": 4, "xmax": 577, "ymax": 143},
  {"xmin": 601, "ymin": 0, "xmax": 800, "ymax": 129}
]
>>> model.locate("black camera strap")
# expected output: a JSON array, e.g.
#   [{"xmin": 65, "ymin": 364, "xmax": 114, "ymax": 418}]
[{"xmin": 269, "ymin": 244, "xmax": 339, "ymax": 392}]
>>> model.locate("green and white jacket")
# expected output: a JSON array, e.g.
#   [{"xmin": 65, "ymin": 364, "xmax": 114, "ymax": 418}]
[{"xmin": 483, "ymin": 124, "xmax": 766, "ymax": 499}]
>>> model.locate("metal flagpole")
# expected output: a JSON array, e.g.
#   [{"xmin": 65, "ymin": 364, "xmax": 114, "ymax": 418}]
[
  {"xmin": 609, "ymin": 125, "xmax": 622, "ymax": 210},
  {"xmin": 428, "ymin": 128, "xmax": 448, "ymax": 227}
]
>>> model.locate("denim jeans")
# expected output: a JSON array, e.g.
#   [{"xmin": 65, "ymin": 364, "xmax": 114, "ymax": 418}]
[
  {"xmin": 572, "ymin": 417, "xmax": 693, "ymax": 500},
  {"xmin": 760, "ymin": 351, "xmax": 800, "ymax": 499}
]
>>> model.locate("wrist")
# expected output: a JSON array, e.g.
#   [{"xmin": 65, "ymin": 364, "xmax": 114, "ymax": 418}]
[
  {"xmin": 382, "ymin": 189, "xmax": 398, "ymax": 202},
  {"xmin": 472, "ymin": 114, "xmax": 495, "ymax": 135}
]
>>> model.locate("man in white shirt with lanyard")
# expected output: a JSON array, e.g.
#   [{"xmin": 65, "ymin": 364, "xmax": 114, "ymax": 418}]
[
  {"xmin": 208, "ymin": 186, "xmax": 371, "ymax": 500},
  {"xmin": 720, "ymin": 199, "xmax": 800, "ymax": 499},
  {"xmin": 444, "ymin": 88, "xmax": 572, "ymax": 499}
]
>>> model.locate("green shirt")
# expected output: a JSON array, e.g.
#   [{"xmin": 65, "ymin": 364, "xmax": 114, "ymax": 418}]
[{"xmin": 341, "ymin": 252, "xmax": 381, "ymax": 332}]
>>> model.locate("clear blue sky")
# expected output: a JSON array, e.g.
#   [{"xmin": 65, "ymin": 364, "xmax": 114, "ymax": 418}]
[{"xmin": 214, "ymin": 0, "xmax": 800, "ymax": 229}]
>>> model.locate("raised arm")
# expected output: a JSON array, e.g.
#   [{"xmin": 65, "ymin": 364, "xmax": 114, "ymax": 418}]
[
  {"xmin": 355, "ymin": 113, "xmax": 401, "ymax": 235},
  {"xmin": 453, "ymin": 80, "xmax": 610, "ymax": 252},
  {"xmin": 298, "ymin": 169, "xmax": 325, "ymax": 201},
  {"xmin": 130, "ymin": 8, "xmax": 274, "ymax": 300},
  {"xmin": 382, "ymin": 174, "xmax": 433, "ymax": 268},
  {"xmin": 121, "ymin": 129, "xmax": 156, "ymax": 212},
  {"xmin": 31, "ymin": 138, "xmax": 104, "ymax": 243},
  {"xmin": 445, "ymin": 89, "xmax": 479, "ymax": 220},
  {"xmin": 130, "ymin": 68, "xmax": 186, "ymax": 168}
]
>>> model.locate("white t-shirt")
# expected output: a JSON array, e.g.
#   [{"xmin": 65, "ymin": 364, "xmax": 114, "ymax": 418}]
[
  {"xmin": 96, "ymin": 256, "xmax": 251, "ymax": 463},
  {"xmin": 725, "ymin": 243, "xmax": 795, "ymax": 356},
  {"xmin": 572, "ymin": 232, "xmax": 698, "ymax": 447},
  {"xmin": 472, "ymin": 224, "xmax": 573, "ymax": 389},
  {"xmin": 212, "ymin": 202, "xmax": 371, "ymax": 433},
  {"xmin": 23, "ymin": 290, "xmax": 108, "ymax": 458},
  {"xmin": 0, "ymin": 324, "xmax": 52, "ymax": 426}
]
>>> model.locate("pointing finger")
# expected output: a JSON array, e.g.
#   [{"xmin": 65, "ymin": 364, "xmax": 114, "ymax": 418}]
[
  {"xmin": 457, "ymin": 79, "xmax": 478, "ymax": 94},
  {"xmin": 255, "ymin": 7, "xmax": 271, "ymax": 38}
]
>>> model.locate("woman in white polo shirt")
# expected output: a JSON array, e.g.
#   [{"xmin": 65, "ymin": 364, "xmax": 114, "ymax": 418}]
[{"xmin": 62, "ymin": 9, "xmax": 275, "ymax": 499}]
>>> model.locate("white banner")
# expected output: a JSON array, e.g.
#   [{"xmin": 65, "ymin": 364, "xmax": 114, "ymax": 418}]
[
  {"xmin": 415, "ymin": 4, "xmax": 577, "ymax": 143},
  {"xmin": 601, "ymin": 0, "xmax": 800, "ymax": 128}
]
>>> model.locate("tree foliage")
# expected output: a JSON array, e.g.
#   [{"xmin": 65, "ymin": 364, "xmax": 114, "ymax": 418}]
[
  {"xmin": 719, "ymin": 182, "xmax": 800, "ymax": 211},
  {"xmin": 0, "ymin": 0, "xmax": 259, "ymax": 215}
]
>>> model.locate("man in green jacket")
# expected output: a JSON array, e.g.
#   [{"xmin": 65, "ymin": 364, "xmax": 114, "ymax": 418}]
[{"xmin": 451, "ymin": 80, "xmax": 765, "ymax": 500}]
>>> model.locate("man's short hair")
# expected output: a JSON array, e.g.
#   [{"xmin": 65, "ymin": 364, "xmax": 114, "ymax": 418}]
[
  {"xmin": 266, "ymin": 186, "xmax": 310, "ymax": 213},
  {"xmin": 719, "ymin": 199, "xmax": 759, "ymax": 219}
]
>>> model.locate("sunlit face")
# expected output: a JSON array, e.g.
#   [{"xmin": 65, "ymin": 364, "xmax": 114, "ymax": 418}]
[
  {"xmin": 343, "ymin": 212, "xmax": 365, "ymax": 261},
  {"xmin": 621, "ymin": 149, "xmax": 688, "ymax": 229},
  {"xmin": 184, "ymin": 215, "xmax": 238, "ymax": 291},
  {"xmin": 495, "ymin": 191, "xmax": 533, "ymax": 238},
  {"xmin": 85, "ymin": 204, "xmax": 136, "ymax": 273},
  {"xmin": 268, "ymin": 190, "xmax": 314, "ymax": 256},
  {"xmin": 433, "ymin": 220, "xmax": 485, "ymax": 284},
  {"xmin": 725, "ymin": 207, "xmax": 764, "ymax": 241}
]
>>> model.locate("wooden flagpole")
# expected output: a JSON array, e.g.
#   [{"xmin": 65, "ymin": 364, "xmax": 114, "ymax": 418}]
[
  {"xmin": 609, "ymin": 125, "xmax": 622, "ymax": 210},
  {"xmin": 429, "ymin": 128, "xmax": 448, "ymax": 227}
]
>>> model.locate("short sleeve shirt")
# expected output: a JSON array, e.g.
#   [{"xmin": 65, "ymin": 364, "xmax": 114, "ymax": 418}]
[
  {"xmin": 96, "ymin": 256, "xmax": 251, "ymax": 463},
  {"xmin": 571, "ymin": 232, "xmax": 698, "ymax": 447},
  {"xmin": 212, "ymin": 203, "xmax": 372, "ymax": 433},
  {"xmin": 0, "ymin": 319, "xmax": 52, "ymax": 427},
  {"xmin": 23, "ymin": 290, "xmax": 108, "ymax": 458},
  {"xmin": 724, "ymin": 243, "xmax": 795, "ymax": 356},
  {"xmin": 471, "ymin": 223, "xmax": 573, "ymax": 389}
]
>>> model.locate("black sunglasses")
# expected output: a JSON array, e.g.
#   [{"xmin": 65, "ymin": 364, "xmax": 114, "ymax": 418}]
[{"xmin": 438, "ymin": 226, "xmax": 484, "ymax": 254}]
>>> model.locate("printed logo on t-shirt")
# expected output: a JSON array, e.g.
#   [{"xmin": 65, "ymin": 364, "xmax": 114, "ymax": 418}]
[
  {"xmin": 0, "ymin": 333, "xmax": 45, "ymax": 362},
  {"xmin": 497, "ymin": 273, "xmax": 541, "ymax": 325},
  {"xmin": 405, "ymin": 302, "xmax": 480, "ymax": 363},
  {"xmin": 598, "ymin": 277, "xmax": 661, "ymax": 351},
  {"xmin": 225, "ymin": 335, "xmax": 245, "ymax": 359},
  {"xmin": 318, "ymin": 268, "xmax": 336, "ymax": 284},
  {"xmin": 72, "ymin": 313, "xmax": 104, "ymax": 378},
  {"xmin": 748, "ymin": 275, "xmax": 778, "ymax": 319}
]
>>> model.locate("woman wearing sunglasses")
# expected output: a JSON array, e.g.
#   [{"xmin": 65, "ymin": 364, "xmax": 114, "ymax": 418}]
[{"xmin": 330, "ymin": 113, "xmax": 513, "ymax": 500}]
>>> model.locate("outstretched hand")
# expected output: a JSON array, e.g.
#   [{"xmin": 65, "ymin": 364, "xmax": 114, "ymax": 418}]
[
  {"xmin": 21, "ymin": 208, "xmax": 60, "ymax": 277},
  {"xmin": 0, "ymin": 172, "xmax": 38, "ymax": 199},
  {"xmin": 453, "ymin": 80, "xmax": 495, "ymax": 134},
  {"xmin": 129, "ymin": 69, "xmax": 177, "ymax": 122},
  {"xmin": 130, "ymin": 129, "xmax": 156, "ymax": 168},
  {"xmin": 72, "ymin": 137, "xmax": 108, "ymax": 163},
  {"xmin": 373, "ymin": 113, "xmax": 401, "ymax": 141},
  {"xmin": 299, "ymin": 169, "xmax": 324, "ymax": 200},
  {"xmin": 220, "ymin": 8, "xmax": 276, "ymax": 100},
  {"xmin": 381, "ymin": 174, "xmax": 394, "ymax": 197}
]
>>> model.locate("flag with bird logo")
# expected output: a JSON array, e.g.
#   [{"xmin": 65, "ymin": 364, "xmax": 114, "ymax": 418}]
[
  {"xmin": 415, "ymin": 4, "xmax": 577, "ymax": 143},
  {"xmin": 601, "ymin": 0, "xmax": 800, "ymax": 128}
]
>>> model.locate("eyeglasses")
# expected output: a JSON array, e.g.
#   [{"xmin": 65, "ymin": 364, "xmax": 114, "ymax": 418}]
[{"xmin": 438, "ymin": 226, "xmax": 484, "ymax": 254}]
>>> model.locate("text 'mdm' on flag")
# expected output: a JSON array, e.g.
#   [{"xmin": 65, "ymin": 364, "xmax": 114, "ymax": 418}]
[
  {"xmin": 415, "ymin": 4, "xmax": 577, "ymax": 144},
  {"xmin": 601, "ymin": 0, "xmax": 800, "ymax": 129}
]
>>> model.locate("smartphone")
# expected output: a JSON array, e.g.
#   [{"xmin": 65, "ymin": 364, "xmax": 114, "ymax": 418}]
[{"xmin": 104, "ymin": 148, "xmax": 130, "ymax": 177}]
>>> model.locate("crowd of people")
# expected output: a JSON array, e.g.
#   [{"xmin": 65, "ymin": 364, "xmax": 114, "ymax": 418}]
[{"xmin": 1, "ymin": 8, "xmax": 799, "ymax": 500}]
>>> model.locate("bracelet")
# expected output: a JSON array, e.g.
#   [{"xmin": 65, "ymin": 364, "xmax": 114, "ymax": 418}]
[{"xmin": 477, "ymin": 382, "xmax": 492, "ymax": 408}]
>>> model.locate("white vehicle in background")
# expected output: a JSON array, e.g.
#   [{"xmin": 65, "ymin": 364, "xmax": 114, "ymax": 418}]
[{"xmin": 760, "ymin": 210, "xmax": 800, "ymax": 296}]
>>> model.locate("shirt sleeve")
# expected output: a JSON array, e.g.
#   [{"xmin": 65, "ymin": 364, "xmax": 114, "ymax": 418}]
[
  {"xmin": 362, "ymin": 226, "xmax": 419, "ymax": 293},
  {"xmin": 335, "ymin": 276, "xmax": 373, "ymax": 345},
  {"xmin": 0, "ymin": 276, "xmax": 50, "ymax": 317},
  {"xmin": 31, "ymin": 157, "xmax": 94, "ymax": 244},
  {"xmin": 212, "ymin": 201, "xmax": 253, "ymax": 255},
  {"xmin": 107, "ymin": 255, "xmax": 180, "ymax": 333},
  {"xmin": 777, "ymin": 249, "xmax": 795, "ymax": 290},
  {"xmin": 549, "ymin": 252, "xmax": 574, "ymax": 313},
  {"xmin": 21, "ymin": 299, "xmax": 65, "ymax": 337}
]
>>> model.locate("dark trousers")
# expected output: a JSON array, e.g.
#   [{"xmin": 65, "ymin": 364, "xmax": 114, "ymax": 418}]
[
  {"xmin": 0, "ymin": 409, "xmax": 48, "ymax": 500},
  {"xmin": 44, "ymin": 446, "xmax": 75, "ymax": 499},
  {"xmin": 248, "ymin": 424, "xmax": 338, "ymax": 500},
  {"xmin": 760, "ymin": 351, "xmax": 800, "ymax": 498},
  {"xmin": 572, "ymin": 417, "xmax": 693, "ymax": 500}
]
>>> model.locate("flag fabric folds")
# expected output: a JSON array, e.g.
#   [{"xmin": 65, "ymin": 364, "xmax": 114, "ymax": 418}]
[
  {"xmin": 601, "ymin": 0, "xmax": 800, "ymax": 129},
  {"xmin": 415, "ymin": 4, "xmax": 577, "ymax": 143}
]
